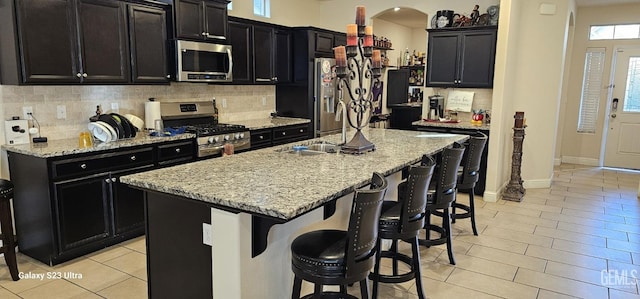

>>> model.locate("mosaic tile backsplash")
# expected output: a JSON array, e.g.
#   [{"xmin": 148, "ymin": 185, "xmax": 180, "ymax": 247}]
[{"xmin": 0, "ymin": 83, "xmax": 276, "ymax": 141}]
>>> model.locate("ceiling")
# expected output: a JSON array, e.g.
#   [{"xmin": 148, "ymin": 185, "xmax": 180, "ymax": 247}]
[{"xmin": 372, "ymin": 1, "xmax": 640, "ymax": 29}]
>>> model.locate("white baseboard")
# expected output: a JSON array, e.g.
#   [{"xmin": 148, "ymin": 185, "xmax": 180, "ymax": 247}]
[
  {"xmin": 524, "ymin": 178, "xmax": 552, "ymax": 189},
  {"xmin": 561, "ymin": 156, "xmax": 599, "ymax": 166},
  {"xmin": 554, "ymin": 158, "xmax": 562, "ymax": 166},
  {"xmin": 482, "ymin": 191, "xmax": 499, "ymax": 202}
]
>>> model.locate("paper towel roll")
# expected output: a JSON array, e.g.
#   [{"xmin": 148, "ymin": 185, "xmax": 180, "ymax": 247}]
[{"xmin": 145, "ymin": 101, "xmax": 161, "ymax": 130}]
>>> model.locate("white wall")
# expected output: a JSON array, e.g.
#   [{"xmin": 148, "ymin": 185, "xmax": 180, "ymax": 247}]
[{"xmin": 560, "ymin": 3, "xmax": 640, "ymax": 166}]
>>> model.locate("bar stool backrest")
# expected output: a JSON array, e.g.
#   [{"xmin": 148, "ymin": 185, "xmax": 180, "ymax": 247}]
[
  {"xmin": 345, "ymin": 172, "xmax": 387, "ymax": 277},
  {"xmin": 400, "ymin": 156, "xmax": 436, "ymax": 234},
  {"xmin": 430, "ymin": 143, "xmax": 465, "ymax": 209},
  {"xmin": 458, "ymin": 132, "xmax": 488, "ymax": 189}
]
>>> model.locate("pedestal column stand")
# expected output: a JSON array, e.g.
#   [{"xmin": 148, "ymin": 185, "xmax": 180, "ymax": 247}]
[{"xmin": 503, "ymin": 112, "xmax": 526, "ymax": 202}]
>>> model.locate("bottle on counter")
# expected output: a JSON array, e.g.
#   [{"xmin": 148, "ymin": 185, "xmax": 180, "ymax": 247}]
[{"xmin": 212, "ymin": 98, "xmax": 219, "ymax": 125}]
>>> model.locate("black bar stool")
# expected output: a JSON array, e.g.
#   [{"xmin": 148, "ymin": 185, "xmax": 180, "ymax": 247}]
[
  {"xmin": 0, "ymin": 179, "xmax": 19, "ymax": 281},
  {"xmin": 452, "ymin": 132, "xmax": 488, "ymax": 235},
  {"xmin": 419, "ymin": 143, "xmax": 465, "ymax": 265},
  {"xmin": 290, "ymin": 172, "xmax": 388, "ymax": 299},
  {"xmin": 370, "ymin": 156, "xmax": 436, "ymax": 299}
]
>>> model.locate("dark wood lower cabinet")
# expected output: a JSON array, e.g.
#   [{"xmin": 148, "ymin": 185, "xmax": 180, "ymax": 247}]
[
  {"xmin": 7, "ymin": 139, "xmax": 195, "ymax": 265},
  {"xmin": 146, "ymin": 191, "xmax": 212, "ymax": 299},
  {"xmin": 54, "ymin": 176, "xmax": 111, "ymax": 252}
]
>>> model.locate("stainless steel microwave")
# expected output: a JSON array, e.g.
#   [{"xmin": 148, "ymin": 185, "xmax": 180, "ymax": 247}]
[{"xmin": 175, "ymin": 40, "xmax": 233, "ymax": 83}]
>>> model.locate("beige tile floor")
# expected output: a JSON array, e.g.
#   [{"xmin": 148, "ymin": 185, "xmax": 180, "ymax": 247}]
[{"xmin": 0, "ymin": 164, "xmax": 638, "ymax": 298}]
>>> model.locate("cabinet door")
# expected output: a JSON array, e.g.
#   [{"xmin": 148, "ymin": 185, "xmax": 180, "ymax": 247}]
[
  {"xmin": 111, "ymin": 171, "xmax": 149, "ymax": 235},
  {"xmin": 275, "ymin": 29, "xmax": 292, "ymax": 83},
  {"xmin": 54, "ymin": 177, "xmax": 111, "ymax": 252},
  {"xmin": 129, "ymin": 5, "xmax": 169, "ymax": 83},
  {"xmin": 315, "ymin": 32, "xmax": 334, "ymax": 54},
  {"xmin": 175, "ymin": 0, "xmax": 204, "ymax": 40},
  {"xmin": 458, "ymin": 30, "xmax": 497, "ymax": 88},
  {"xmin": 334, "ymin": 33, "xmax": 347, "ymax": 47},
  {"xmin": 228, "ymin": 21, "xmax": 253, "ymax": 84},
  {"xmin": 203, "ymin": 0, "xmax": 228, "ymax": 41},
  {"xmin": 15, "ymin": 0, "xmax": 79, "ymax": 83},
  {"xmin": 253, "ymin": 25, "xmax": 275, "ymax": 83},
  {"xmin": 426, "ymin": 32, "xmax": 459, "ymax": 87},
  {"xmin": 77, "ymin": 0, "xmax": 129, "ymax": 83}
]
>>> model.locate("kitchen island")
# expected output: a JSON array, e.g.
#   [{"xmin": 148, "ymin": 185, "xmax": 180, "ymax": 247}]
[{"xmin": 121, "ymin": 128, "xmax": 467, "ymax": 299}]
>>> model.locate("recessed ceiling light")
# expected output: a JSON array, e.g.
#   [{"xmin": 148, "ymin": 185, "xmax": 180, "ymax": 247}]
[{"xmin": 394, "ymin": 7, "xmax": 400, "ymax": 12}]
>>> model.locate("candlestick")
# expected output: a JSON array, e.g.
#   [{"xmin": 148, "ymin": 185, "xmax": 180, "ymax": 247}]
[
  {"xmin": 364, "ymin": 26, "xmax": 373, "ymax": 47},
  {"xmin": 334, "ymin": 46, "xmax": 347, "ymax": 67},
  {"xmin": 347, "ymin": 24, "xmax": 358, "ymax": 47},
  {"xmin": 372, "ymin": 50, "xmax": 381, "ymax": 68},
  {"xmin": 514, "ymin": 111, "xmax": 524, "ymax": 128},
  {"xmin": 356, "ymin": 6, "xmax": 365, "ymax": 26}
]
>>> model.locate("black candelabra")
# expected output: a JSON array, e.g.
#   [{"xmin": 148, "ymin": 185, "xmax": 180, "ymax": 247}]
[{"xmin": 334, "ymin": 6, "xmax": 382, "ymax": 155}]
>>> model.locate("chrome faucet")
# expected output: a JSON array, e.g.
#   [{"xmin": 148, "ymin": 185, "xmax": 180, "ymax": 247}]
[{"xmin": 335, "ymin": 100, "xmax": 347, "ymax": 145}]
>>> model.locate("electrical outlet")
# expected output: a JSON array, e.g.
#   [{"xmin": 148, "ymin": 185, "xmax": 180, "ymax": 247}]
[
  {"xmin": 111, "ymin": 102, "xmax": 119, "ymax": 112},
  {"xmin": 221, "ymin": 98, "xmax": 227, "ymax": 108},
  {"xmin": 56, "ymin": 105, "xmax": 67, "ymax": 119},
  {"xmin": 202, "ymin": 223, "xmax": 212, "ymax": 246},
  {"xmin": 262, "ymin": 97, "xmax": 266, "ymax": 106},
  {"xmin": 23, "ymin": 106, "xmax": 33, "ymax": 119}
]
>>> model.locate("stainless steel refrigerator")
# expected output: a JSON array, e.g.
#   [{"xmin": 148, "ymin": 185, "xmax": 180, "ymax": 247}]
[{"xmin": 314, "ymin": 58, "xmax": 342, "ymax": 136}]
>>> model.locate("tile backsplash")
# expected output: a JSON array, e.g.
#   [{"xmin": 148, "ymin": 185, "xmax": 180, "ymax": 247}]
[{"xmin": 0, "ymin": 83, "xmax": 276, "ymax": 141}]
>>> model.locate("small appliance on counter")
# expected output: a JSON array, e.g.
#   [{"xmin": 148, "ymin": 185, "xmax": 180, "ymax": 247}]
[
  {"xmin": 4, "ymin": 118, "xmax": 30, "ymax": 145},
  {"xmin": 427, "ymin": 95, "xmax": 445, "ymax": 120}
]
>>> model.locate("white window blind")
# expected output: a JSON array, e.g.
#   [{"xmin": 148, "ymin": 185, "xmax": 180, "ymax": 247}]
[
  {"xmin": 254, "ymin": 0, "xmax": 270, "ymax": 18},
  {"xmin": 578, "ymin": 48, "xmax": 606, "ymax": 133}
]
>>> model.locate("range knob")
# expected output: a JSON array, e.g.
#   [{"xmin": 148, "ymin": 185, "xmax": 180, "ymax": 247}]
[
  {"xmin": 234, "ymin": 133, "xmax": 240, "ymax": 140},
  {"xmin": 208, "ymin": 136, "xmax": 220, "ymax": 144},
  {"xmin": 223, "ymin": 135, "xmax": 230, "ymax": 141},
  {"xmin": 239, "ymin": 133, "xmax": 245, "ymax": 139}
]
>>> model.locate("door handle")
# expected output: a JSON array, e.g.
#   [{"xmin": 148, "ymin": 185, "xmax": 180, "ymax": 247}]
[{"xmin": 611, "ymin": 114, "xmax": 617, "ymax": 118}]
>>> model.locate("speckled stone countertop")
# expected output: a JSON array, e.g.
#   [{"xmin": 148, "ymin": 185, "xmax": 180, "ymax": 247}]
[
  {"xmin": 121, "ymin": 128, "xmax": 467, "ymax": 220},
  {"xmin": 412, "ymin": 120, "xmax": 491, "ymax": 130},
  {"xmin": 238, "ymin": 117, "xmax": 310, "ymax": 130},
  {"xmin": 1, "ymin": 133, "xmax": 195, "ymax": 158}
]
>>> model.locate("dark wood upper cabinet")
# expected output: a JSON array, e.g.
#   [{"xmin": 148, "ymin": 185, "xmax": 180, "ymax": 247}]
[
  {"xmin": 174, "ymin": 0, "xmax": 229, "ymax": 41},
  {"xmin": 128, "ymin": 5, "xmax": 170, "ymax": 83},
  {"xmin": 426, "ymin": 26, "xmax": 497, "ymax": 88},
  {"xmin": 228, "ymin": 20, "xmax": 252, "ymax": 84},
  {"xmin": 228, "ymin": 17, "xmax": 291, "ymax": 85},
  {"xmin": 1, "ymin": 0, "xmax": 169, "ymax": 85},
  {"xmin": 14, "ymin": 0, "xmax": 79, "ymax": 83},
  {"xmin": 77, "ymin": 0, "xmax": 129, "ymax": 83},
  {"xmin": 275, "ymin": 29, "xmax": 292, "ymax": 83},
  {"xmin": 253, "ymin": 25, "xmax": 275, "ymax": 83}
]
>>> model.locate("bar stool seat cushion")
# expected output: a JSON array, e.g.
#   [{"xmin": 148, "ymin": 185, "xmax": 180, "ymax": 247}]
[{"xmin": 291, "ymin": 230, "xmax": 348, "ymax": 277}]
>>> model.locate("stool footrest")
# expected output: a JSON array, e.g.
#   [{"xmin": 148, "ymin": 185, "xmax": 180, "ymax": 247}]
[
  {"xmin": 301, "ymin": 292, "xmax": 360, "ymax": 299},
  {"xmin": 420, "ymin": 224, "xmax": 447, "ymax": 246},
  {"xmin": 452, "ymin": 202, "xmax": 472, "ymax": 219},
  {"xmin": 369, "ymin": 251, "xmax": 416, "ymax": 283}
]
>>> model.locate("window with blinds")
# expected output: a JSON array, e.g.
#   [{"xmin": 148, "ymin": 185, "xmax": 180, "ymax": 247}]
[
  {"xmin": 578, "ymin": 48, "xmax": 606, "ymax": 133},
  {"xmin": 254, "ymin": 0, "xmax": 270, "ymax": 18}
]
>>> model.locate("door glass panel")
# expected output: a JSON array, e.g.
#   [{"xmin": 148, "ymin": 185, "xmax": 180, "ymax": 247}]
[{"xmin": 623, "ymin": 57, "xmax": 640, "ymax": 112}]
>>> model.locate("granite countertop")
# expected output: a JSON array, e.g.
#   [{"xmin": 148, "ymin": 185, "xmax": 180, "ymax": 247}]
[
  {"xmin": 238, "ymin": 117, "xmax": 310, "ymax": 130},
  {"xmin": 121, "ymin": 128, "xmax": 467, "ymax": 220},
  {"xmin": 1, "ymin": 133, "xmax": 195, "ymax": 158},
  {"xmin": 413, "ymin": 120, "xmax": 491, "ymax": 130}
]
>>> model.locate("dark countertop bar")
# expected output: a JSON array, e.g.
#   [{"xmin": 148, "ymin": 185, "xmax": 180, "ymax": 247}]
[{"xmin": 413, "ymin": 119, "xmax": 491, "ymax": 131}]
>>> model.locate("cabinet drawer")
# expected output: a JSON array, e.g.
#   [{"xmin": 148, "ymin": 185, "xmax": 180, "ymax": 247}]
[
  {"xmin": 250, "ymin": 129, "xmax": 272, "ymax": 148},
  {"xmin": 157, "ymin": 141, "xmax": 195, "ymax": 164},
  {"xmin": 52, "ymin": 148, "xmax": 154, "ymax": 179},
  {"xmin": 272, "ymin": 124, "xmax": 310, "ymax": 142},
  {"xmin": 315, "ymin": 32, "xmax": 334, "ymax": 53}
]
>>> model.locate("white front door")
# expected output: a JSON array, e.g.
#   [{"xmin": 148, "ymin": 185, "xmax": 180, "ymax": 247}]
[{"xmin": 604, "ymin": 48, "xmax": 640, "ymax": 169}]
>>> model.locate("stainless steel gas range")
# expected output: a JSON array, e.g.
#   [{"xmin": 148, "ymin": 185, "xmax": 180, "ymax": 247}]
[{"xmin": 160, "ymin": 101, "xmax": 250, "ymax": 158}]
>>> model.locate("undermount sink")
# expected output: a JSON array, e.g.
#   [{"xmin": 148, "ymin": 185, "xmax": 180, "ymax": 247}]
[{"xmin": 278, "ymin": 141, "xmax": 340, "ymax": 156}]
